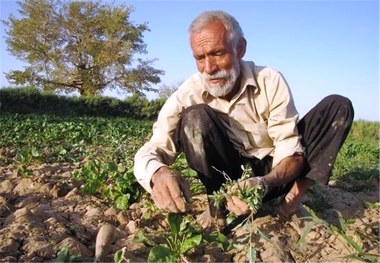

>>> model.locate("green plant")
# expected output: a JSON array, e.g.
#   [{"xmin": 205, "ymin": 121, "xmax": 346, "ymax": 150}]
[
  {"xmin": 74, "ymin": 160, "xmax": 142, "ymax": 210},
  {"xmin": 148, "ymin": 213, "xmax": 202, "ymax": 262},
  {"xmin": 114, "ymin": 247, "xmax": 129, "ymax": 263},
  {"xmin": 211, "ymin": 164, "xmax": 266, "ymax": 223},
  {"xmin": 55, "ymin": 246, "xmax": 86, "ymax": 262},
  {"xmin": 132, "ymin": 213, "xmax": 231, "ymax": 262}
]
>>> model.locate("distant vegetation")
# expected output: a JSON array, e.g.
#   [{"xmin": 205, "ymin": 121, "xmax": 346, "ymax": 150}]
[
  {"xmin": 332, "ymin": 119, "xmax": 379, "ymax": 192},
  {"xmin": 0, "ymin": 86, "xmax": 165, "ymax": 119}
]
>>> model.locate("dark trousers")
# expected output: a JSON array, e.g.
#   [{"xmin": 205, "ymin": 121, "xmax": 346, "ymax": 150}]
[{"xmin": 175, "ymin": 95, "xmax": 354, "ymax": 201}]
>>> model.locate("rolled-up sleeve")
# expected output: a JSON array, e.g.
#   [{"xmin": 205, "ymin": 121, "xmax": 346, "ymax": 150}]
[
  {"xmin": 134, "ymin": 94, "xmax": 183, "ymax": 193},
  {"xmin": 266, "ymin": 71, "xmax": 304, "ymax": 167}
]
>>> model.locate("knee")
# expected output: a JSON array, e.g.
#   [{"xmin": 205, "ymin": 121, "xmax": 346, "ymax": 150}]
[
  {"xmin": 324, "ymin": 94, "xmax": 354, "ymax": 120},
  {"xmin": 181, "ymin": 104, "xmax": 212, "ymax": 129},
  {"xmin": 323, "ymin": 94, "xmax": 354, "ymax": 129},
  {"xmin": 180, "ymin": 104, "xmax": 213, "ymax": 139}
]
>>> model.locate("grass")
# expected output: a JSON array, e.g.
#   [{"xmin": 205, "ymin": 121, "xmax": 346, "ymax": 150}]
[{"xmin": 331, "ymin": 120, "xmax": 379, "ymax": 192}]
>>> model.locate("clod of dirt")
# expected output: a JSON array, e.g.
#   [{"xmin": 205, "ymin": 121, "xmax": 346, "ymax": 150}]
[
  {"xmin": 56, "ymin": 237, "xmax": 93, "ymax": 258},
  {"xmin": 95, "ymin": 223, "xmax": 121, "ymax": 262}
]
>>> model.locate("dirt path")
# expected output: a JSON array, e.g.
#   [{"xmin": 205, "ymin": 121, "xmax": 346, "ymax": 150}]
[{"xmin": 0, "ymin": 162, "xmax": 379, "ymax": 262}]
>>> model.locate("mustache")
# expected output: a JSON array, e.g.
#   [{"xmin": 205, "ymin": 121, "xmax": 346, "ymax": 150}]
[{"xmin": 202, "ymin": 70, "xmax": 229, "ymax": 81}]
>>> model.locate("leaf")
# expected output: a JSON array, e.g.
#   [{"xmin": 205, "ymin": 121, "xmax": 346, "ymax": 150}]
[
  {"xmin": 56, "ymin": 246, "xmax": 69, "ymax": 262},
  {"xmin": 108, "ymin": 161, "xmax": 119, "ymax": 172},
  {"xmin": 180, "ymin": 234, "xmax": 202, "ymax": 254},
  {"xmin": 134, "ymin": 230, "xmax": 157, "ymax": 247},
  {"xmin": 115, "ymin": 194, "xmax": 130, "ymax": 210},
  {"xmin": 247, "ymin": 245, "xmax": 257, "ymax": 263},
  {"xmin": 114, "ymin": 250, "xmax": 123, "ymax": 263},
  {"xmin": 148, "ymin": 245, "xmax": 176, "ymax": 263},
  {"xmin": 336, "ymin": 210, "xmax": 347, "ymax": 233},
  {"xmin": 168, "ymin": 213, "xmax": 182, "ymax": 235},
  {"xmin": 206, "ymin": 232, "xmax": 231, "ymax": 251}
]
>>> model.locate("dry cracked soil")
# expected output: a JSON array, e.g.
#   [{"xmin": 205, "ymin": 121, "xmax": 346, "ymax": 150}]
[{"xmin": 0, "ymin": 161, "xmax": 379, "ymax": 262}]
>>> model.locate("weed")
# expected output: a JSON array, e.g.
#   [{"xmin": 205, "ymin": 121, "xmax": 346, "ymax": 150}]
[
  {"xmin": 211, "ymin": 164, "xmax": 266, "ymax": 224},
  {"xmin": 303, "ymin": 184, "xmax": 333, "ymax": 212},
  {"xmin": 301, "ymin": 206, "xmax": 379, "ymax": 262}
]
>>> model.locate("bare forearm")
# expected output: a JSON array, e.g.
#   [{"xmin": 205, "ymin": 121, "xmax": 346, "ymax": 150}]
[{"xmin": 263, "ymin": 154, "xmax": 305, "ymax": 188}]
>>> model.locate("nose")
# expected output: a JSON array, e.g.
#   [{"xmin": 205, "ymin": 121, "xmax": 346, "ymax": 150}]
[{"xmin": 203, "ymin": 57, "xmax": 217, "ymax": 75}]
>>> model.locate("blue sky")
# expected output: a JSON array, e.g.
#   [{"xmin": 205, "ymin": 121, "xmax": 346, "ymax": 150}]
[{"xmin": 0, "ymin": 0, "xmax": 379, "ymax": 121}]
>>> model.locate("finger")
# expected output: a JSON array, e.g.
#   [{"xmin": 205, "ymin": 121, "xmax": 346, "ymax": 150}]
[
  {"xmin": 167, "ymin": 182, "xmax": 186, "ymax": 213},
  {"xmin": 152, "ymin": 185, "xmax": 181, "ymax": 212},
  {"xmin": 151, "ymin": 188, "xmax": 166, "ymax": 210},
  {"xmin": 226, "ymin": 196, "xmax": 251, "ymax": 216},
  {"xmin": 179, "ymin": 178, "xmax": 193, "ymax": 204},
  {"xmin": 231, "ymin": 196, "xmax": 250, "ymax": 214},
  {"xmin": 226, "ymin": 196, "xmax": 244, "ymax": 215}
]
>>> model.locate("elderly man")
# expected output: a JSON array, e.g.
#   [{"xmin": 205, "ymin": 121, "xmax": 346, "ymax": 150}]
[{"xmin": 134, "ymin": 10, "xmax": 354, "ymax": 228}]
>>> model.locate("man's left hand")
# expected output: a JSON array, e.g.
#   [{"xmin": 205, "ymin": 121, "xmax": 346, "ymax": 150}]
[{"xmin": 225, "ymin": 177, "xmax": 266, "ymax": 216}]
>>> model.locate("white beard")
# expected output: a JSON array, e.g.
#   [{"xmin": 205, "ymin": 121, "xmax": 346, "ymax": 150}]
[{"xmin": 202, "ymin": 58, "xmax": 240, "ymax": 98}]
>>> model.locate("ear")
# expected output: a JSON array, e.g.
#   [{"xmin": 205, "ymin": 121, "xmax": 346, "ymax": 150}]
[{"xmin": 237, "ymin": 37, "xmax": 247, "ymax": 59}]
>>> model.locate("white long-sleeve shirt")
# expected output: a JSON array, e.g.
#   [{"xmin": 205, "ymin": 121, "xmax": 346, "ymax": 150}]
[{"xmin": 134, "ymin": 61, "xmax": 304, "ymax": 192}]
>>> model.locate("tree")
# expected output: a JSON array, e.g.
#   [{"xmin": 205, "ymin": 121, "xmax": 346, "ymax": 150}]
[
  {"xmin": 157, "ymin": 80, "xmax": 183, "ymax": 99},
  {"xmin": 3, "ymin": 0, "xmax": 164, "ymax": 96}
]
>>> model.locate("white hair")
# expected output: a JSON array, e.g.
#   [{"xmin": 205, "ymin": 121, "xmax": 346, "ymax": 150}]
[{"xmin": 189, "ymin": 10, "xmax": 244, "ymax": 48}]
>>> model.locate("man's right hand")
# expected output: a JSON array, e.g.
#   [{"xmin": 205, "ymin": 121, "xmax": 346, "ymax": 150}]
[{"xmin": 150, "ymin": 166, "xmax": 192, "ymax": 213}]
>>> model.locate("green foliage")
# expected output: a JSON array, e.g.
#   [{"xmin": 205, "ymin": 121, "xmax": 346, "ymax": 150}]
[
  {"xmin": 349, "ymin": 120, "xmax": 379, "ymax": 141},
  {"xmin": 2, "ymin": 0, "xmax": 163, "ymax": 96},
  {"xmin": 0, "ymin": 113, "xmax": 150, "ymax": 208},
  {"xmin": 148, "ymin": 213, "xmax": 203, "ymax": 262},
  {"xmin": 0, "ymin": 87, "xmax": 165, "ymax": 119},
  {"xmin": 124, "ymin": 93, "xmax": 165, "ymax": 119},
  {"xmin": 157, "ymin": 80, "xmax": 184, "ymax": 99},
  {"xmin": 144, "ymin": 213, "xmax": 230, "ymax": 262},
  {"xmin": 55, "ymin": 246, "xmax": 88, "ymax": 262},
  {"xmin": 332, "ymin": 121, "xmax": 379, "ymax": 191},
  {"xmin": 211, "ymin": 165, "xmax": 266, "ymax": 215},
  {"xmin": 73, "ymin": 159, "xmax": 144, "ymax": 210}
]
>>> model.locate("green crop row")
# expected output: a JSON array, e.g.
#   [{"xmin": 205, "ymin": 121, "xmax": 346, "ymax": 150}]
[
  {"xmin": 0, "ymin": 113, "xmax": 378, "ymax": 208},
  {"xmin": 0, "ymin": 113, "xmax": 153, "ymax": 209}
]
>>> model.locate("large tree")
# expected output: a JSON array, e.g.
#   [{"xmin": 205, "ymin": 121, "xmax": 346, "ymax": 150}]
[{"xmin": 3, "ymin": 0, "xmax": 164, "ymax": 96}]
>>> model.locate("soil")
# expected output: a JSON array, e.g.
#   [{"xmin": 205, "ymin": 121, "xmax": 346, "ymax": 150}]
[{"xmin": 0, "ymin": 161, "xmax": 379, "ymax": 262}]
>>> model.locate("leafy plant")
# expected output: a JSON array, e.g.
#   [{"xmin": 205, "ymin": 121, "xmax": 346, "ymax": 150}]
[
  {"xmin": 148, "ymin": 213, "xmax": 202, "ymax": 262},
  {"xmin": 134, "ymin": 213, "xmax": 231, "ymax": 262},
  {"xmin": 74, "ymin": 160, "xmax": 142, "ymax": 210},
  {"xmin": 55, "ymin": 246, "xmax": 86, "ymax": 262},
  {"xmin": 114, "ymin": 247, "xmax": 128, "ymax": 263},
  {"xmin": 211, "ymin": 164, "xmax": 266, "ymax": 223}
]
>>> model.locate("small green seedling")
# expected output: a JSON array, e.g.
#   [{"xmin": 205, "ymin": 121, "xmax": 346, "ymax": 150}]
[
  {"xmin": 148, "ymin": 213, "xmax": 202, "ymax": 262},
  {"xmin": 143, "ymin": 213, "xmax": 231, "ymax": 262}
]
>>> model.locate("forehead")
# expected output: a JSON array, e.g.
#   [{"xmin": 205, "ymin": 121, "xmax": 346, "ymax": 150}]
[{"xmin": 190, "ymin": 20, "xmax": 230, "ymax": 52}]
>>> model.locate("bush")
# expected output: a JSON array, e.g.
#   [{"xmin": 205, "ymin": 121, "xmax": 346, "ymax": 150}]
[{"xmin": 0, "ymin": 86, "xmax": 165, "ymax": 119}]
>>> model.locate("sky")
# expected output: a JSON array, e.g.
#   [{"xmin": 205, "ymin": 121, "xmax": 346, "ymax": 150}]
[{"xmin": 0, "ymin": 0, "xmax": 379, "ymax": 121}]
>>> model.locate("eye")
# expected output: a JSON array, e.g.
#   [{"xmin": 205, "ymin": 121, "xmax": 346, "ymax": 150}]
[
  {"xmin": 211, "ymin": 49, "xmax": 226, "ymax": 57},
  {"xmin": 194, "ymin": 54, "xmax": 204, "ymax": 62}
]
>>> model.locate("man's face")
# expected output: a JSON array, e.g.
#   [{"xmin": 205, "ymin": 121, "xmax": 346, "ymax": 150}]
[{"xmin": 190, "ymin": 20, "xmax": 242, "ymax": 97}]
